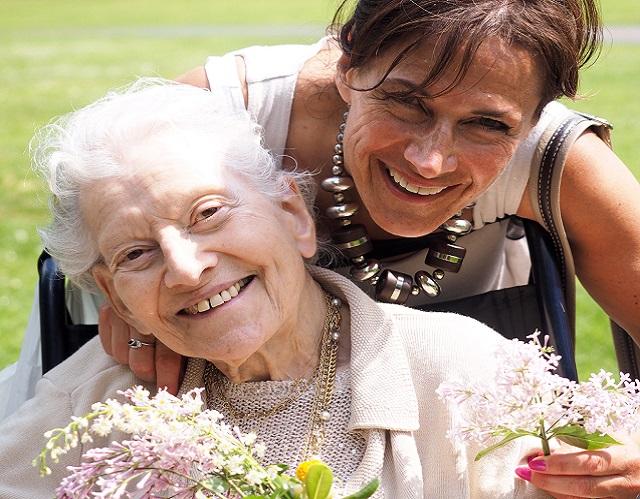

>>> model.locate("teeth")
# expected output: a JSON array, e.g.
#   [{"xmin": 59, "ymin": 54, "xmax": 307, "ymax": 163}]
[
  {"xmin": 388, "ymin": 168, "xmax": 446, "ymax": 196},
  {"xmin": 197, "ymin": 300, "xmax": 211, "ymax": 313},
  {"xmin": 405, "ymin": 183, "xmax": 419, "ymax": 194},
  {"xmin": 210, "ymin": 294, "xmax": 224, "ymax": 307},
  {"xmin": 183, "ymin": 277, "xmax": 251, "ymax": 315}
]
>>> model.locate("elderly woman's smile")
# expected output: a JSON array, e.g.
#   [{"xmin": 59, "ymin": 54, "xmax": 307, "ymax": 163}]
[
  {"xmin": 85, "ymin": 135, "xmax": 326, "ymax": 383},
  {"xmin": 180, "ymin": 275, "xmax": 254, "ymax": 315}
]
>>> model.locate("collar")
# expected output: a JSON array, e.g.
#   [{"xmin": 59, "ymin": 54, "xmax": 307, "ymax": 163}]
[{"xmin": 307, "ymin": 266, "xmax": 420, "ymax": 432}]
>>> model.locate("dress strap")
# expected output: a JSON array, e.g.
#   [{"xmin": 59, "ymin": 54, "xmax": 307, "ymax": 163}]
[
  {"xmin": 203, "ymin": 54, "xmax": 247, "ymax": 114},
  {"xmin": 528, "ymin": 111, "xmax": 612, "ymax": 332}
]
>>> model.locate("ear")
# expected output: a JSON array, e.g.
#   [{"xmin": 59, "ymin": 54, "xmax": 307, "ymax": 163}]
[
  {"xmin": 279, "ymin": 179, "xmax": 317, "ymax": 259},
  {"xmin": 92, "ymin": 263, "xmax": 152, "ymax": 335},
  {"xmin": 335, "ymin": 53, "xmax": 355, "ymax": 106}
]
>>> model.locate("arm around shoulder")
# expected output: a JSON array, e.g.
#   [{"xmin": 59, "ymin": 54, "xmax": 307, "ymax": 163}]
[{"xmin": 175, "ymin": 66, "xmax": 210, "ymax": 88}]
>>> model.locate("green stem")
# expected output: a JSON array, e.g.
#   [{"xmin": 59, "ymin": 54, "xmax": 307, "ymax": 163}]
[{"xmin": 539, "ymin": 421, "xmax": 551, "ymax": 456}]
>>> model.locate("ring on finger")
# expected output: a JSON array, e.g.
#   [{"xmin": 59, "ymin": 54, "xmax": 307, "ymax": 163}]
[{"xmin": 127, "ymin": 338, "xmax": 155, "ymax": 350}]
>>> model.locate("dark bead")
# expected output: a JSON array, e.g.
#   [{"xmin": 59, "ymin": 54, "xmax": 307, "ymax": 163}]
[
  {"xmin": 350, "ymin": 260, "xmax": 380, "ymax": 281},
  {"xmin": 321, "ymin": 176, "xmax": 354, "ymax": 193},
  {"xmin": 424, "ymin": 237, "xmax": 466, "ymax": 273},
  {"xmin": 375, "ymin": 269, "xmax": 413, "ymax": 304},
  {"xmin": 441, "ymin": 218, "xmax": 472, "ymax": 235},
  {"xmin": 332, "ymin": 224, "xmax": 373, "ymax": 258},
  {"xmin": 433, "ymin": 269, "xmax": 445, "ymax": 280},
  {"xmin": 415, "ymin": 270, "xmax": 441, "ymax": 297},
  {"xmin": 326, "ymin": 203, "xmax": 358, "ymax": 219}
]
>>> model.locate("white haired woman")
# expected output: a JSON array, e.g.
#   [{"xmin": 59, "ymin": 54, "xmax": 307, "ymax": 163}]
[{"xmin": 0, "ymin": 79, "xmax": 547, "ymax": 498}]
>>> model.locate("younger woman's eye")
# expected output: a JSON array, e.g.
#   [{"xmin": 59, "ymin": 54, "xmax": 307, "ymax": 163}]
[
  {"xmin": 474, "ymin": 117, "xmax": 511, "ymax": 132},
  {"xmin": 384, "ymin": 95, "xmax": 429, "ymax": 122},
  {"xmin": 391, "ymin": 95, "xmax": 424, "ymax": 110}
]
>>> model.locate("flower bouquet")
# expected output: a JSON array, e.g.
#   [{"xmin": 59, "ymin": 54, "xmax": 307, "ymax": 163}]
[
  {"xmin": 437, "ymin": 331, "xmax": 640, "ymax": 460},
  {"xmin": 35, "ymin": 386, "xmax": 378, "ymax": 499}
]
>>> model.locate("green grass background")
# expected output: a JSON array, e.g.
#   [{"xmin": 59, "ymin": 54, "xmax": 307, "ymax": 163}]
[{"xmin": 0, "ymin": 1, "xmax": 637, "ymax": 379}]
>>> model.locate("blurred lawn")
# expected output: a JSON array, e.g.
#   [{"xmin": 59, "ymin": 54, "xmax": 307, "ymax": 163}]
[{"xmin": 0, "ymin": 1, "xmax": 637, "ymax": 380}]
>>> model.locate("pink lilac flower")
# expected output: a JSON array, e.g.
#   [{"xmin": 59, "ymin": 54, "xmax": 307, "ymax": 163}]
[{"xmin": 437, "ymin": 332, "xmax": 640, "ymax": 457}]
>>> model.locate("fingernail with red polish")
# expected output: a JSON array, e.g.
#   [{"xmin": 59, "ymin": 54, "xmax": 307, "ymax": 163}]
[
  {"xmin": 528, "ymin": 458, "xmax": 546, "ymax": 471},
  {"xmin": 515, "ymin": 466, "xmax": 532, "ymax": 482}
]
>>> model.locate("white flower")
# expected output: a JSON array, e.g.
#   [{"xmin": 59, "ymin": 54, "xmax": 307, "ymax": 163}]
[
  {"xmin": 437, "ymin": 333, "xmax": 640, "ymax": 458},
  {"xmin": 244, "ymin": 468, "xmax": 266, "ymax": 486}
]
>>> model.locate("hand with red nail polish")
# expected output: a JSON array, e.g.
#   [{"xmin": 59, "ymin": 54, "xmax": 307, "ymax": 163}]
[
  {"xmin": 517, "ymin": 442, "xmax": 640, "ymax": 498},
  {"xmin": 515, "ymin": 465, "xmax": 532, "ymax": 482}
]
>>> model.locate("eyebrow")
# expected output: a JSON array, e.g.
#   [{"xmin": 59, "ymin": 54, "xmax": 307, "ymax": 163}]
[
  {"xmin": 377, "ymin": 77, "xmax": 428, "ymax": 95},
  {"xmin": 381, "ymin": 77, "xmax": 520, "ymax": 118}
]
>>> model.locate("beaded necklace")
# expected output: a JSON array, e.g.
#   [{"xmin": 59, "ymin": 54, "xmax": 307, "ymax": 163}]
[{"xmin": 320, "ymin": 111, "xmax": 473, "ymax": 304}]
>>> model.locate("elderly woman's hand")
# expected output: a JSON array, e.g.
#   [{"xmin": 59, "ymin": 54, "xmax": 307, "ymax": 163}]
[
  {"xmin": 98, "ymin": 304, "xmax": 183, "ymax": 394},
  {"xmin": 520, "ymin": 441, "xmax": 640, "ymax": 498}
]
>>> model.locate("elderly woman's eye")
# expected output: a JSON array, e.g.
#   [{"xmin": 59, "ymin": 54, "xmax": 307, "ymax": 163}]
[
  {"xmin": 195, "ymin": 206, "xmax": 219, "ymax": 223},
  {"xmin": 125, "ymin": 249, "xmax": 145, "ymax": 261}
]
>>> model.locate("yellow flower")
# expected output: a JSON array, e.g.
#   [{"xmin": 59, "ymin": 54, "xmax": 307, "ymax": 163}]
[{"xmin": 296, "ymin": 459, "xmax": 325, "ymax": 481}]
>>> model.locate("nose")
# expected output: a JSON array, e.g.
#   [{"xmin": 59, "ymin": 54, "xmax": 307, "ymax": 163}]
[
  {"xmin": 160, "ymin": 227, "xmax": 218, "ymax": 288},
  {"xmin": 403, "ymin": 124, "xmax": 457, "ymax": 178}
]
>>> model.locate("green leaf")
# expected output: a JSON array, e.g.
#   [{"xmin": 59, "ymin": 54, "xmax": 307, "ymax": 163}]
[
  {"xmin": 341, "ymin": 478, "xmax": 380, "ymax": 499},
  {"xmin": 553, "ymin": 425, "xmax": 622, "ymax": 450},
  {"xmin": 475, "ymin": 430, "xmax": 533, "ymax": 461},
  {"xmin": 200, "ymin": 475, "xmax": 229, "ymax": 493},
  {"xmin": 305, "ymin": 463, "xmax": 333, "ymax": 499}
]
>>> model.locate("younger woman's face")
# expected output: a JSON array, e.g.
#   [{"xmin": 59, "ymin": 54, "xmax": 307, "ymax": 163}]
[{"xmin": 335, "ymin": 36, "xmax": 544, "ymax": 236}]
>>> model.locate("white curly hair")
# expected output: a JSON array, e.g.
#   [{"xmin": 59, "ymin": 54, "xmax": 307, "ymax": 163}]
[{"xmin": 32, "ymin": 77, "xmax": 315, "ymax": 291}]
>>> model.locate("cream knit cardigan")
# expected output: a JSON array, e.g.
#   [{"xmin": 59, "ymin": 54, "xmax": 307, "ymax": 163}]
[{"xmin": 0, "ymin": 267, "xmax": 548, "ymax": 498}]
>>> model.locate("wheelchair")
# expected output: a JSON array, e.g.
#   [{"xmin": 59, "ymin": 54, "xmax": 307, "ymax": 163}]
[{"xmin": 37, "ymin": 216, "xmax": 639, "ymax": 380}]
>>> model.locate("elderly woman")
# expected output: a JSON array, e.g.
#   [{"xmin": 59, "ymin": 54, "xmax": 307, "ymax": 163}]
[{"xmin": 0, "ymin": 80, "xmax": 548, "ymax": 498}]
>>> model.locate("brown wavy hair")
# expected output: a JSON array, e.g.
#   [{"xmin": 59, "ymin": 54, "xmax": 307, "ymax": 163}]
[{"xmin": 332, "ymin": 0, "xmax": 602, "ymax": 114}]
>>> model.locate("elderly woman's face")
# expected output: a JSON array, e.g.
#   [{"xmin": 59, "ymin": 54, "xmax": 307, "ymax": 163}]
[
  {"xmin": 336, "ymin": 37, "xmax": 544, "ymax": 237},
  {"xmin": 88, "ymin": 137, "xmax": 316, "ymax": 366}
]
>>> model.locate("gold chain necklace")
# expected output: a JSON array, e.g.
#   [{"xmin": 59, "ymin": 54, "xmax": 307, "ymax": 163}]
[
  {"xmin": 321, "ymin": 111, "xmax": 473, "ymax": 305},
  {"xmin": 203, "ymin": 292, "xmax": 342, "ymax": 458}
]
